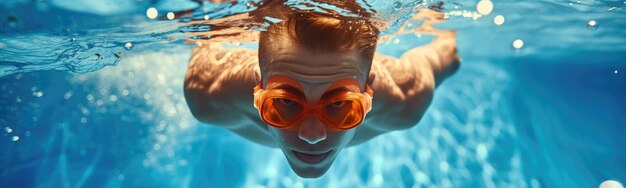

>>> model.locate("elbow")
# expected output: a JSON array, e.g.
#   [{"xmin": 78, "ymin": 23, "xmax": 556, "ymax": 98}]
[
  {"xmin": 392, "ymin": 103, "xmax": 426, "ymax": 130},
  {"xmin": 380, "ymin": 97, "xmax": 433, "ymax": 131},
  {"xmin": 183, "ymin": 84, "xmax": 242, "ymax": 127},
  {"xmin": 446, "ymin": 54, "xmax": 460, "ymax": 77},
  {"xmin": 185, "ymin": 96, "xmax": 228, "ymax": 125},
  {"xmin": 395, "ymin": 87, "xmax": 433, "ymax": 130},
  {"xmin": 184, "ymin": 91, "xmax": 212, "ymax": 124},
  {"xmin": 434, "ymin": 50, "xmax": 460, "ymax": 86},
  {"xmin": 183, "ymin": 82, "xmax": 219, "ymax": 124},
  {"xmin": 390, "ymin": 115, "xmax": 423, "ymax": 131}
]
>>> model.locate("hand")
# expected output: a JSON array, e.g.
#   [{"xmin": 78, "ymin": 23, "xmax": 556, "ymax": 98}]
[{"xmin": 379, "ymin": 7, "xmax": 452, "ymax": 43}]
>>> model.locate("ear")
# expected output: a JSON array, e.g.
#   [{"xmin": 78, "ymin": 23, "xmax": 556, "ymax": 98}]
[
  {"xmin": 254, "ymin": 68, "xmax": 262, "ymax": 86},
  {"xmin": 367, "ymin": 72, "xmax": 376, "ymax": 86}
]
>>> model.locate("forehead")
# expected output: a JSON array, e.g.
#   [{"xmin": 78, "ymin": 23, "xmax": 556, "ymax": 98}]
[
  {"xmin": 265, "ymin": 75, "xmax": 361, "ymax": 92},
  {"xmin": 260, "ymin": 40, "xmax": 370, "ymax": 90}
]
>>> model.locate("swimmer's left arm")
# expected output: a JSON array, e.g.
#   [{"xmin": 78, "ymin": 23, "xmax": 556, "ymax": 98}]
[
  {"xmin": 350, "ymin": 54, "xmax": 436, "ymax": 144},
  {"xmin": 401, "ymin": 8, "xmax": 460, "ymax": 86},
  {"xmin": 401, "ymin": 30, "xmax": 459, "ymax": 86},
  {"xmin": 354, "ymin": 13, "xmax": 459, "ymax": 137}
]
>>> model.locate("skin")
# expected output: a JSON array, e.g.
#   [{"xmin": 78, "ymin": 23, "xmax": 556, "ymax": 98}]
[{"xmin": 184, "ymin": 9, "xmax": 459, "ymax": 178}]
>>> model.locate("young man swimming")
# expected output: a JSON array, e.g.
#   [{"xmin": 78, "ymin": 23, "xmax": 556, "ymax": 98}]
[{"xmin": 184, "ymin": 3, "xmax": 459, "ymax": 178}]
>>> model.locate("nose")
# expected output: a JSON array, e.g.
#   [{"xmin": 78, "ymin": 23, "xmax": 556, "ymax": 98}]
[{"xmin": 298, "ymin": 116, "xmax": 327, "ymax": 144}]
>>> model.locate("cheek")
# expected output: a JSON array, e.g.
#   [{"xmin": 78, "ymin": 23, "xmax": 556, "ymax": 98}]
[
  {"xmin": 327, "ymin": 130, "xmax": 356, "ymax": 145},
  {"xmin": 268, "ymin": 127, "xmax": 297, "ymax": 145}
]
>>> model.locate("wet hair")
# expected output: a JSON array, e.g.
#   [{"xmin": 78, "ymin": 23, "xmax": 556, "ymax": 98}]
[{"xmin": 258, "ymin": 2, "xmax": 380, "ymax": 63}]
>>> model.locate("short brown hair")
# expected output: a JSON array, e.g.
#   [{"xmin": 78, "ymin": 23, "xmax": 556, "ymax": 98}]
[{"xmin": 258, "ymin": 2, "xmax": 380, "ymax": 62}]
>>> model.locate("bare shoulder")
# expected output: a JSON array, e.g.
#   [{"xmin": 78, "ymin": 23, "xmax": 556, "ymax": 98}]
[
  {"xmin": 185, "ymin": 44, "xmax": 258, "ymax": 91},
  {"xmin": 184, "ymin": 44, "xmax": 259, "ymax": 126},
  {"xmin": 184, "ymin": 44, "xmax": 275, "ymax": 146}
]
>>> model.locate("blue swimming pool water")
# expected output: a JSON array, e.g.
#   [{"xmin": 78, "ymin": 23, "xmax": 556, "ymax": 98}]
[{"xmin": 1, "ymin": 0, "xmax": 625, "ymax": 187}]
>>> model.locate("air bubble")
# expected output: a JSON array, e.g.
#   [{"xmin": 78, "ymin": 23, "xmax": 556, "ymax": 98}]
[
  {"xmin": 513, "ymin": 39, "xmax": 524, "ymax": 49},
  {"xmin": 247, "ymin": 2, "xmax": 257, "ymax": 8},
  {"xmin": 146, "ymin": 7, "xmax": 158, "ymax": 19},
  {"xmin": 12, "ymin": 136, "xmax": 19, "ymax": 141},
  {"xmin": 587, "ymin": 20, "xmax": 599, "ymax": 29},
  {"xmin": 615, "ymin": 70, "xmax": 618, "ymax": 74},
  {"xmin": 166, "ymin": 12, "xmax": 175, "ymax": 20},
  {"xmin": 33, "ymin": 91, "xmax": 44, "ymax": 97},
  {"xmin": 124, "ymin": 42, "xmax": 134, "ymax": 50},
  {"xmin": 494, "ymin": 15, "xmax": 505, "ymax": 25},
  {"xmin": 204, "ymin": 15, "xmax": 210, "ymax": 20},
  {"xmin": 477, "ymin": 0, "xmax": 494, "ymax": 15},
  {"xmin": 599, "ymin": 180, "xmax": 624, "ymax": 188},
  {"xmin": 5, "ymin": 127, "xmax": 12, "ymax": 133},
  {"xmin": 110, "ymin": 95, "xmax": 118, "ymax": 102},
  {"xmin": 71, "ymin": 38, "xmax": 77, "ymax": 43}
]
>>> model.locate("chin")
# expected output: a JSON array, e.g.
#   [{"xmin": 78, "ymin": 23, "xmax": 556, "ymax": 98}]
[
  {"xmin": 283, "ymin": 149, "xmax": 340, "ymax": 178},
  {"xmin": 286, "ymin": 158, "xmax": 334, "ymax": 178}
]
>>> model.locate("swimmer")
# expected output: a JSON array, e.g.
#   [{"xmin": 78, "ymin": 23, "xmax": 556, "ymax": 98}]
[{"xmin": 184, "ymin": 2, "xmax": 459, "ymax": 178}]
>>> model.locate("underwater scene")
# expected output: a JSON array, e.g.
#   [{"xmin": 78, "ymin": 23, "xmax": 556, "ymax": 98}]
[{"xmin": 1, "ymin": 0, "xmax": 625, "ymax": 187}]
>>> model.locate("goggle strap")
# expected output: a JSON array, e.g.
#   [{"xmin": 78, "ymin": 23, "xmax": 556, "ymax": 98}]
[{"xmin": 365, "ymin": 84, "xmax": 374, "ymax": 97}]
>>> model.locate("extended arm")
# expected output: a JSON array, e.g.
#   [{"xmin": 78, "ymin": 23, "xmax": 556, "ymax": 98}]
[
  {"xmin": 401, "ymin": 32, "xmax": 459, "ymax": 86},
  {"xmin": 400, "ymin": 8, "xmax": 460, "ymax": 86},
  {"xmin": 351, "ymin": 9, "xmax": 459, "ymax": 144}
]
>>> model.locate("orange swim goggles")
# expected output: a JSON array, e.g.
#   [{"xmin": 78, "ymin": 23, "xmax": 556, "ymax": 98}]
[{"xmin": 253, "ymin": 76, "xmax": 374, "ymax": 132}]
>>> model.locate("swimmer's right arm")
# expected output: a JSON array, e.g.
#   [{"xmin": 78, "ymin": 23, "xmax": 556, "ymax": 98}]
[
  {"xmin": 184, "ymin": 45, "xmax": 256, "ymax": 129},
  {"xmin": 184, "ymin": 45, "xmax": 263, "ymax": 129},
  {"xmin": 184, "ymin": 46, "xmax": 276, "ymax": 146}
]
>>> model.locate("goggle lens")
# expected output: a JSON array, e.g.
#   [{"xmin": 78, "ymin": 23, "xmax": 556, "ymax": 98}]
[
  {"xmin": 261, "ymin": 98, "xmax": 299, "ymax": 128},
  {"xmin": 323, "ymin": 100, "xmax": 363, "ymax": 129}
]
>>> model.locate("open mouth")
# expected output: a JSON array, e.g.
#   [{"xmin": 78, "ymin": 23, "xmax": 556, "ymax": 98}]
[{"xmin": 292, "ymin": 150, "xmax": 332, "ymax": 164}]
